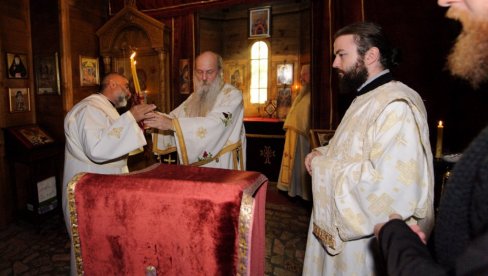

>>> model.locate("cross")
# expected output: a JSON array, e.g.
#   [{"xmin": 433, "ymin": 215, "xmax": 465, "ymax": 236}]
[{"xmin": 163, "ymin": 155, "xmax": 176, "ymax": 164}]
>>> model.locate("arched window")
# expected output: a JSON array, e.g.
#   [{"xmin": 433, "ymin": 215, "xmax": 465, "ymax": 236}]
[{"xmin": 250, "ymin": 41, "xmax": 268, "ymax": 104}]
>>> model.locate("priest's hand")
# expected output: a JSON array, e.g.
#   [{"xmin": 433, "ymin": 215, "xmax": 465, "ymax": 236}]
[
  {"xmin": 130, "ymin": 103, "xmax": 157, "ymax": 122},
  {"xmin": 305, "ymin": 150, "xmax": 322, "ymax": 175},
  {"xmin": 143, "ymin": 112, "xmax": 173, "ymax": 131}
]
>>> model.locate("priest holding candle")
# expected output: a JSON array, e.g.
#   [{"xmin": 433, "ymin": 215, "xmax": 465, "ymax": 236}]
[{"xmin": 62, "ymin": 71, "xmax": 156, "ymax": 275}]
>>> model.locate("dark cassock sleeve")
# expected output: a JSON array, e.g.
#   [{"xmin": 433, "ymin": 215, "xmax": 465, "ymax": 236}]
[
  {"xmin": 378, "ymin": 219, "xmax": 447, "ymax": 276},
  {"xmin": 454, "ymin": 231, "xmax": 488, "ymax": 275}
]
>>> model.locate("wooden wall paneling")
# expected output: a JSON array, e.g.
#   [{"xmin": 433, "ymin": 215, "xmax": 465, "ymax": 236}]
[
  {"xmin": 197, "ymin": 1, "xmax": 310, "ymax": 118},
  {"xmin": 69, "ymin": 1, "xmax": 108, "ymax": 105},
  {"xmin": 0, "ymin": 0, "xmax": 35, "ymax": 227},
  {"xmin": 30, "ymin": 0, "xmax": 64, "ymax": 141}
]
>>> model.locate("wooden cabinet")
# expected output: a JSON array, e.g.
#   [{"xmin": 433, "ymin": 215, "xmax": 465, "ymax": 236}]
[
  {"xmin": 244, "ymin": 117, "xmax": 285, "ymax": 182},
  {"xmin": 4, "ymin": 125, "xmax": 63, "ymax": 222}
]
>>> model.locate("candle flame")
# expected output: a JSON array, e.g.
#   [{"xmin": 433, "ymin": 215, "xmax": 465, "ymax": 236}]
[
  {"xmin": 130, "ymin": 51, "xmax": 136, "ymax": 60},
  {"xmin": 438, "ymin": 121, "xmax": 443, "ymax": 128}
]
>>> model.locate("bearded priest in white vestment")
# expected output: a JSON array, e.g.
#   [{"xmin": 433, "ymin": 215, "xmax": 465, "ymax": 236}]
[
  {"xmin": 147, "ymin": 51, "xmax": 246, "ymax": 170},
  {"xmin": 277, "ymin": 64, "xmax": 312, "ymax": 200},
  {"xmin": 302, "ymin": 22, "xmax": 434, "ymax": 275},
  {"xmin": 63, "ymin": 73, "xmax": 156, "ymax": 275}
]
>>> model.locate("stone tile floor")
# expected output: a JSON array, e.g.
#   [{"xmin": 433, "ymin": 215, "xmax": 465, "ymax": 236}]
[{"xmin": 0, "ymin": 184, "xmax": 311, "ymax": 276}]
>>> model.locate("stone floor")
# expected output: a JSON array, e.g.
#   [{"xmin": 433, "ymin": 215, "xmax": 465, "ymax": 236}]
[{"xmin": 0, "ymin": 183, "xmax": 311, "ymax": 276}]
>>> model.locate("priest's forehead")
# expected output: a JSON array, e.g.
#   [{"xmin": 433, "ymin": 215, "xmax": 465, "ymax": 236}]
[{"xmin": 196, "ymin": 51, "xmax": 220, "ymax": 71}]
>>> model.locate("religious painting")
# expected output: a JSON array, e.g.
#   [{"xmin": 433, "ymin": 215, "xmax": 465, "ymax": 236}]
[
  {"xmin": 179, "ymin": 59, "xmax": 191, "ymax": 94},
  {"xmin": 8, "ymin": 88, "xmax": 30, "ymax": 113},
  {"xmin": 249, "ymin": 7, "xmax": 270, "ymax": 38},
  {"xmin": 277, "ymin": 63, "xmax": 293, "ymax": 86},
  {"xmin": 7, "ymin": 124, "xmax": 55, "ymax": 149},
  {"xmin": 225, "ymin": 63, "xmax": 246, "ymax": 92},
  {"xmin": 6, "ymin": 52, "xmax": 28, "ymax": 79},
  {"xmin": 35, "ymin": 52, "xmax": 60, "ymax": 95},
  {"xmin": 276, "ymin": 87, "xmax": 292, "ymax": 119},
  {"xmin": 79, "ymin": 56, "xmax": 100, "ymax": 86}
]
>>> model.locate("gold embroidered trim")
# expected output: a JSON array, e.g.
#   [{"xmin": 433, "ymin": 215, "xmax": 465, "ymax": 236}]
[
  {"xmin": 190, "ymin": 141, "xmax": 242, "ymax": 169},
  {"xmin": 152, "ymin": 128, "xmax": 178, "ymax": 156},
  {"xmin": 237, "ymin": 174, "xmax": 268, "ymax": 276},
  {"xmin": 67, "ymin": 172, "xmax": 87, "ymax": 276},
  {"xmin": 107, "ymin": 127, "xmax": 123, "ymax": 139},
  {"xmin": 313, "ymin": 223, "xmax": 336, "ymax": 250},
  {"xmin": 172, "ymin": 119, "xmax": 189, "ymax": 164}
]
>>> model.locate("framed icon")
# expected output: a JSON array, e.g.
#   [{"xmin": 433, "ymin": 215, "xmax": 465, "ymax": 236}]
[
  {"xmin": 6, "ymin": 52, "xmax": 28, "ymax": 79},
  {"xmin": 249, "ymin": 7, "xmax": 270, "ymax": 38},
  {"xmin": 179, "ymin": 59, "xmax": 191, "ymax": 94},
  {"xmin": 8, "ymin": 88, "xmax": 31, "ymax": 113},
  {"xmin": 80, "ymin": 56, "xmax": 100, "ymax": 86},
  {"xmin": 277, "ymin": 63, "xmax": 293, "ymax": 85},
  {"xmin": 35, "ymin": 52, "xmax": 60, "ymax": 95}
]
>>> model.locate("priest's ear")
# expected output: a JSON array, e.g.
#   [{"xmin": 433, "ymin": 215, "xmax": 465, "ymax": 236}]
[{"xmin": 364, "ymin": 47, "xmax": 380, "ymax": 66}]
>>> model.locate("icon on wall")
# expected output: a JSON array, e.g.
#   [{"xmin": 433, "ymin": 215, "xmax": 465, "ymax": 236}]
[
  {"xmin": 277, "ymin": 63, "xmax": 293, "ymax": 86},
  {"xmin": 8, "ymin": 88, "xmax": 31, "ymax": 113},
  {"xmin": 249, "ymin": 7, "xmax": 270, "ymax": 38},
  {"xmin": 79, "ymin": 56, "xmax": 100, "ymax": 86},
  {"xmin": 179, "ymin": 59, "xmax": 191, "ymax": 94},
  {"xmin": 35, "ymin": 52, "xmax": 60, "ymax": 95},
  {"xmin": 6, "ymin": 52, "xmax": 28, "ymax": 79}
]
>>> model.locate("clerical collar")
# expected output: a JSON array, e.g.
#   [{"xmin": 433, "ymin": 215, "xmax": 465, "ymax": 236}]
[{"xmin": 357, "ymin": 70, "xmax": 393, "ymax": 96}]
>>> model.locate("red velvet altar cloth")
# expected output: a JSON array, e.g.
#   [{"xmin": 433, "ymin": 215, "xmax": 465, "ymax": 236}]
[{"xmin": 67, "ymin": 164, "xmax": 267, "ymax": 276}]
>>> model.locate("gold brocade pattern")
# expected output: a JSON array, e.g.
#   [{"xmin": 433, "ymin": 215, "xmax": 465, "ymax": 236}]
[
  {"xmin": 367, "ymin": 193, "xmax": 395, "ymax": 216},
  {"xmin": 67, "ymin": 173, "xmax": 86, "ymax": 276},
  {"xmin": 196, "ymin": 127, "xmax": 207, "ymax": 139},
  {"xmin": 237, "ymin": 175, "xmax": 268, "ymax": 276},
  {"xmin": 396, "ymin": 159, "xmax": 418, "ymax": 186},
  {"xmin": 107, "ymin": 127, "xmax": 122, "ymax": 139},
  {"xmin": 313, "ymin": 223, "xmax": 335, "ymax": 250}
]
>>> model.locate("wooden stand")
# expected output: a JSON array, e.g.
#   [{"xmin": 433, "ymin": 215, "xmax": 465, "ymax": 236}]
[{"xmin": 4, "ymin": 125, "xmax": 63, "ymax": 223}]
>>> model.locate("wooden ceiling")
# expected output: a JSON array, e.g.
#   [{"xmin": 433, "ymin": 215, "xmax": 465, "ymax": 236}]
[{"xmin": 110, "ymin": 0, "xmax": 304, "ymax": 17}]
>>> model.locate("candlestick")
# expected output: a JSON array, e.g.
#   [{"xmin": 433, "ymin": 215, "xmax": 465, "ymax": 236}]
[
  {"xmin": 129, "ymin": 51, "xmax": 142, "ymax": 94},
  {"xmin": 435, "ymin": 120, "xmax": 444, "ymax": 159}
]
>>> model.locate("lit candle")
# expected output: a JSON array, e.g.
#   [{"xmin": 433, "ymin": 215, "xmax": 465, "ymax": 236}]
[
  {"xmin": 435, "ymin": 120, "xmax": 444, "ymax": 159},
  {"xmin": 129, "ymin": 51, "xmax": 142, "ymax": 94}
]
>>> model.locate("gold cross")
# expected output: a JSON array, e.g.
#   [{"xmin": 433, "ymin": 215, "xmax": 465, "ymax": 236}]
[{"xmin": 163, "ymin": 155, "xmax": 176, "ymax": 164}]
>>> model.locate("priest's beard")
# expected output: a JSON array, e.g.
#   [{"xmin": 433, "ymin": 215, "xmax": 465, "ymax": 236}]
[
  {"xmin": 338, "ymin": 57, "xmax": 368, "ymax": 94},
  {"xmin": 186, "ymin": 74, "xmax": 223, "ymax": 117},
  {"xmin": 114, "ymin": 93, "xmax": 128, "ymax": 108},
  {"xmin": 446, "ymin": 8, "xmax": 488, "ymax": 88}
]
